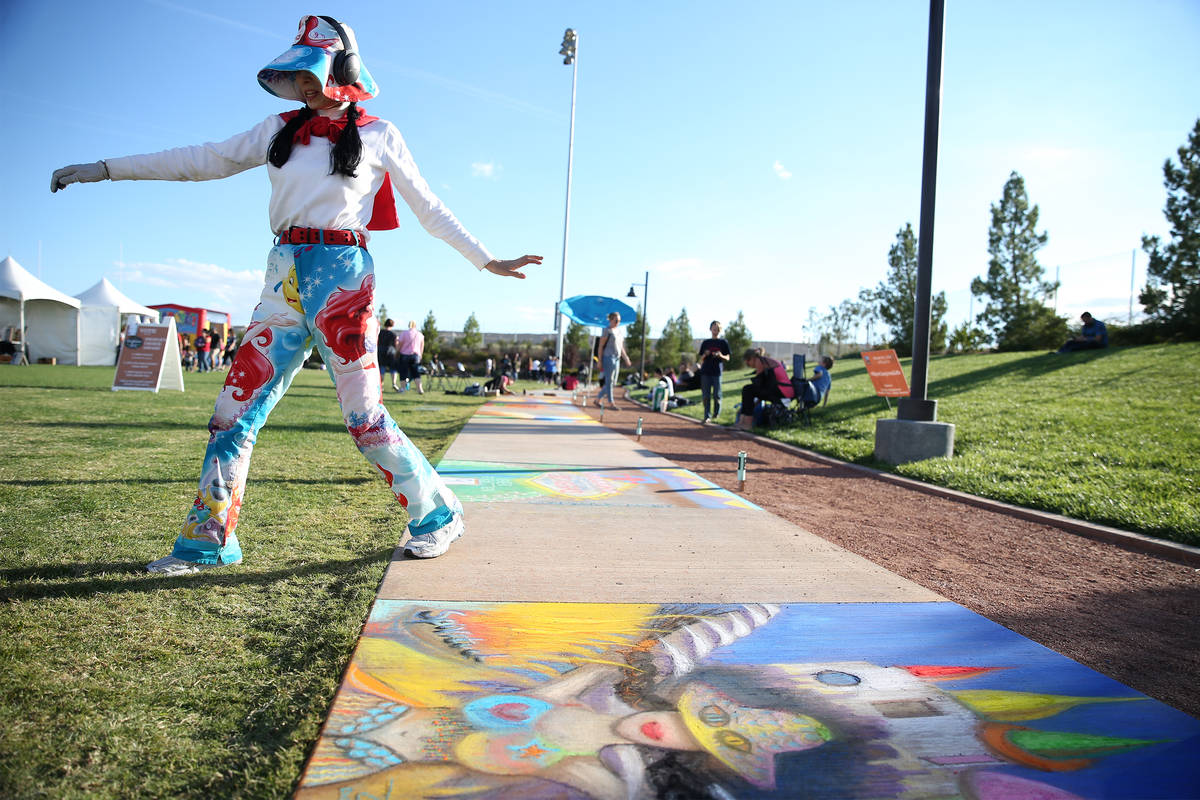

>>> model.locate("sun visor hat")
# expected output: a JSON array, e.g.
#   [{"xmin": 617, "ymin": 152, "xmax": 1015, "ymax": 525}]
[{"xmin": 258, "ymin": 15, "xmax": 377, "ymax": 102}]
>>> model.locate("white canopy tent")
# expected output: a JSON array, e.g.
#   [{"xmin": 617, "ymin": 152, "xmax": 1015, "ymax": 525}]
[
  {"xmin": 0, "ymin": 256, "xmax": 80, "ymax": 365},
  {"xmin": 74, "ymin": 277, "xmax": 160, "ymax": 366}
]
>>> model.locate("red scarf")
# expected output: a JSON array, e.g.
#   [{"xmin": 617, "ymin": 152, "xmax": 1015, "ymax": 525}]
[{"xmin": 278, "ymin": 107, "xmax": 399, "ymax": 230}]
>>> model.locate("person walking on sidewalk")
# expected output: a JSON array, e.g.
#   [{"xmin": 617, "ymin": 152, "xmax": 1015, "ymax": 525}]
[
  {"xmin": 377, "ymin": 317, "xmax": 400, "ymax": 391},
  {"xmin": 396, "ymin": 320, "xmax": 425, "ymax": 394},
  {"xmin": 51, "ymin": 15, "xmax": 541, "ymax": 573},
  {"xmin": 593, "ymin": 311, "xmax": 631, "ymax": 411},
  {"xmin": 697, "ymin": 320, "xmax": 731, "ymax": 423}
]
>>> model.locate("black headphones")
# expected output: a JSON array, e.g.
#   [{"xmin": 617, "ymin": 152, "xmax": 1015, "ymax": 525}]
[{"xmin": 318, "ymin": 16, "xmax": 361, "ymax": 86}]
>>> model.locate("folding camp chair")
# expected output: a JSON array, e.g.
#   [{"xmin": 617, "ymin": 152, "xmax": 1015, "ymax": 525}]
[{"xmin": 790, "ymin": 353, "xmax": 830, "ymax": 426}]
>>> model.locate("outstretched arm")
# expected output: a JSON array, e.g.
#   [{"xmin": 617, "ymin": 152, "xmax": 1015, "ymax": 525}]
[
  {"xmin": 51, "ymin": 115, "xmax": 283, "ymax": 193},
  {"xmin": 483, "ymin": 255, "xmax": 542, "ymax": 279}
]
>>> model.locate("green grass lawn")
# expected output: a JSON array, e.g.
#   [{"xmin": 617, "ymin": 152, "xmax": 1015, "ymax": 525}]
[
  {"xmin": 0, "ymin": 365, "xmax": 494, "ymax": 799},
  {"xmin": 646, "ymin": 343, "xmax": 1200, "ymax": 545}
]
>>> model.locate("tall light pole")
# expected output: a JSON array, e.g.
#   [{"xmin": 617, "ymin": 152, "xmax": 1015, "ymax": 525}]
[
  {"xmin": 554, "ymin": 28, "xmax": 579, "ymax": 361},
  {"xmin": 626, "ymin": 271, "xmax": 649, "ymax": 382},
  {"xmin": 897, "ymin": 0, "xmax": 944, "ymax": 423}
]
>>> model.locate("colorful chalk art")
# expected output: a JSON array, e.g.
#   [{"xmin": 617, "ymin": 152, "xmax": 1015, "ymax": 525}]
[
  {"xmin": 295, "ymin": 601, "xmax": 1200, "ymax": 799},
  {"xmin": 438, "ymin": 460, "xmax": 761, "ymax": 510}
]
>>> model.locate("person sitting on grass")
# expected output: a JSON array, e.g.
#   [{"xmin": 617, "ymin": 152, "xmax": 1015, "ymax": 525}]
[
  {"xmin": 799, "ymin": 355, "xmax": 834, "ymax": 407},
  {"xmin": 651, "ymin": 367, "xmax": 675, "ymax": 412},
  {"xmin": 1055, "ymin": 311, "xmax": 1108, "ymax": 354},
  {"xmin": 734, "ymin": 347, "xmax": 794, "ymax": 430}
]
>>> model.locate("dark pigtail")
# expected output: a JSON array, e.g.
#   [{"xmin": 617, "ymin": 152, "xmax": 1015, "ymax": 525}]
[
  {"xmin": 330, "ymin": 102, "xmax": 363, "ymax": 178},
  {"xmin": 268, "ymin": 106, "xmax": 316, "ymax": 168}
]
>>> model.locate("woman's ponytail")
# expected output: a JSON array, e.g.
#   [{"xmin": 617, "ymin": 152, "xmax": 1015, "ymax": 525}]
[
  {"xmin": 267, "ymin": 106, "xmax": 316, "ymax": 169},
  {"xmin": 330, "ymin": 101, "xmax": 363, "ymax": 178}
]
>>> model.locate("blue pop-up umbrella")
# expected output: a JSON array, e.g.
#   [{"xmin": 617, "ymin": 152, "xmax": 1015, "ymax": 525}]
[
  {"xmin": 557, "ymin": 295, "xmax": 638, "ymax": 388},
  {"xmin": 558, "ymin": 295, "xmax": 637, "ymax": 328}
]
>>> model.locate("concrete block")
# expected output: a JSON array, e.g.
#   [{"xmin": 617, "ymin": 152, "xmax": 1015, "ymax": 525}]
[{"xmin": 874, "ymin": 418, "xmax": 955, "ymax": 465}]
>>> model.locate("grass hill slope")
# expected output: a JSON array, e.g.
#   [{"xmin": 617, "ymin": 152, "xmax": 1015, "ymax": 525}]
[{"xmin": 663, "ymin": 343, "xmax": 1200, "ymax": 545}]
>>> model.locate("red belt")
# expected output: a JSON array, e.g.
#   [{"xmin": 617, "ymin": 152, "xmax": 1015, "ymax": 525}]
[{"xmin": 278, "ymin": 227, "xmax": 367, "ymax": 248}]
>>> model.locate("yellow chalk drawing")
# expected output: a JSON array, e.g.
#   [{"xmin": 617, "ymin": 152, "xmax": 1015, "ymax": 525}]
[{"xmin": 952, "ymin": 690, "xmax": 1145, "ymax": 722}]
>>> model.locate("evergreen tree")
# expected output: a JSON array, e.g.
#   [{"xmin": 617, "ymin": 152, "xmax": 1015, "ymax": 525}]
[
  {"xmin": 653, "ymin": 312, "xmax": 678, "ymax": 368},
  {"xmin": 724, "ymin": 311, "xmax": 753, "ymax": 367},
  {"xmin": 947, "ymin": 320, "xmax": 990, "ymax": 354},
  {"xmin": 857, "ymin": 288, "xmax": 880, "ymax": 348},
  {"xmin": 654, "ymin": 307, "xmax": 693, "ymax": 368},
  {"xmin": 461, "ymin": 312, "xmax": 482, "ymax": 351},
  {"xmin": 873, "ymin": 222, "xmax": 948, "ymax": 356},
  {"xmin": 563, "ymin": 320, "xmax": 589, "ymax": 371},
  {"xmin": 971, "ymin": 172, "xmax": 1066, "ymax": 350},
  {"xmin": 420, "ymin": 311, "xmax": 440, "ymax": 354},
  {"xmin": 624, "ymin": 303, "xmax": 649, "ymax": 370},
  {"xmin": 376, "ymin": 303, "xmax": 389, "ymax": 326},
  {"xmin": 1141, "ymin": 117, "xmax": 1200, "ymax": 338}
]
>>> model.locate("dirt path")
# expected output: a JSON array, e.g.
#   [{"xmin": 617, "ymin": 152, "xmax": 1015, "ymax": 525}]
[{"xmin": 580, "ymin": 402, "xmax": 1200, "ymax": 719}]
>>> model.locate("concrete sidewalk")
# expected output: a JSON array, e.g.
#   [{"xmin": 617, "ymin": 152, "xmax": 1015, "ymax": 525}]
[{"xmin": 294, "ymin": 393, "xmax": 1200, "ymax": 800}]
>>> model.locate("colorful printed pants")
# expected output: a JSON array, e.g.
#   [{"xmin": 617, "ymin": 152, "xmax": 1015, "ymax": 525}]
[{"xmin": 172, "ymin": 243, "xmax": 461, "ymax": 565}]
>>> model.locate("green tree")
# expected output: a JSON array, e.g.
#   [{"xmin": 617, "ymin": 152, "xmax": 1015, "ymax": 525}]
[
  {"xmin": 724, "ymin": 311, "xmax": 753, "ymax": 367},
  {"xmin": 857, "ymin": 287, "xmax": 880, "ymax": 348},
  {"xmin": 563, "ymin": 320, "xmax": 589, "ymax": 370},
  {"xmin": 1141, "ymin": 117, "xmax": 1200, "ymax": 338},
  {"xmin": 824, "ymin": 303, "xmax": 853, "ymax": 356},
  {"xmin": 376, "ymin": 303, "xmax": 389, "ymax": 326},
  {"xmin": 873, "ymin": 222, "xmax": 948, "ymax": 356},
  {"xmin": 654, "ymin": 307, "xmax": 693, "ymax": 368},
  {"xmin": 420, "ymin": 311, "xmax": 440, "ymax": 354},
  {"xmin": 624, "ymin": 303, "xmax": 649, "ymax": 371},
  {"xmin": 947, "ymin": 320, "xmax": 990, "ymax": 354},
  {"xmin": 461, "ymin": 312, "xmax": 482, "ymax": 351},
  {"xmin": 970, "ymin": 172, "xmax": 1066, "ymax": 351}
]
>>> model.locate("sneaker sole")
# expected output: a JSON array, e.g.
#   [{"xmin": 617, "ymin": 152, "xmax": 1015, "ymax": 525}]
[
  {"xmin": 403, "ymin": 526, "xmax": 464, "ymax": 559},
  {"xmin": 146, "ymin": 557, "xmax": 242, "ymax": 575}
]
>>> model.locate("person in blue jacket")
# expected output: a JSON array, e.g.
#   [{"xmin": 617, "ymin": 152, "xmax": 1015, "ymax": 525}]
[{"xmin": 1056, "ymin": 312, "xmax": 1108, "ymax": 353}]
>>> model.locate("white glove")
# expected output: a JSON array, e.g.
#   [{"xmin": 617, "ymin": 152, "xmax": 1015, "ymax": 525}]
[{"xmin": 51, "ymin": 161, "xmax": 109, "ymax": 193}]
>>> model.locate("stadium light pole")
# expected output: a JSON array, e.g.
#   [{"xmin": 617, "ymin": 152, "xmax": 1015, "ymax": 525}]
[
  {"xmin": 626, "ymin": 271, "xmax": 649, "ymax": 381},
  {"xmin": 554, "ymin": 28, "xmax": 579, "ymax": 362}
]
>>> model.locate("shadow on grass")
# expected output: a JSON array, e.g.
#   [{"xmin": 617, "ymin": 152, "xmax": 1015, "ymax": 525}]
[
  {"xmin": 0, "ymin": 476, "xmax": 377, "ymax": 487},
  {"xmin": 34, "ymin": 420, "xmax": 473, "ymax": 439},
  {"xmin": 0, "ymin": 548, "xmax": 394, "ymax": 602},
  {"xmin": 923, "ymin": 349, "xmax": 1118, "ymax": 399}
]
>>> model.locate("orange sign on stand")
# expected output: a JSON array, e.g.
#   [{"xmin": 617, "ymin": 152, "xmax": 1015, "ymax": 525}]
[{"xmin": 861, "ymin": 349, "xmax": 910, "ymax": 398}]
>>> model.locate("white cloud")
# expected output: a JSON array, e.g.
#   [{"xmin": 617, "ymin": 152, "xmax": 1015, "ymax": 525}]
[
  {"xmin": 118, "ymin": 258, "xmax": 264, "ymax": 317},
  {"xmin": 773, "ymin": 160, "xmax": 793, "ymax": 180},
  {"xmin": 471, "ymin": 162, "xmax": 501, "ymax": 179}
]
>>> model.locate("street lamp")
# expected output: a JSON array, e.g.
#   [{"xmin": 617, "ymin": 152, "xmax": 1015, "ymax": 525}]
[
  {"xmin": 626, "ymin": 270, "xmax": 648, "ymax": 383},
  {"xmin": 554, "ymin": 28, "xmax": 579, "ymax": 362}
]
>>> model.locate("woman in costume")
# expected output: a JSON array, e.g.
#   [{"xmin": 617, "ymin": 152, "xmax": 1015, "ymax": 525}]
[{"xmin": 51, "ymin": 15, "xmax": 541, "ymax": 573}]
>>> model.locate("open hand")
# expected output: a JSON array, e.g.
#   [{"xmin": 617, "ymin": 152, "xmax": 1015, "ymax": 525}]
[{"xmin": 484, "ymin": 255, "xmax": 543, "ymax": 279}]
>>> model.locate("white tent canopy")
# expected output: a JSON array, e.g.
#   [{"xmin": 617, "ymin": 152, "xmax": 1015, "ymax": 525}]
[
  {"xmin": 0, "ymin": 256, "xmax": 80, "ymax": 365},
  {"xmin": 74, "ymin": 277, "xmax": 160, "ymax": 366}
]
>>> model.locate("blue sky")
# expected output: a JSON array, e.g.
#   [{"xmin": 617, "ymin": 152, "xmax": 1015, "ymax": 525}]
[{"xmin": 3, "ymin": 0, "xmax": 1198, "ymax": 342}]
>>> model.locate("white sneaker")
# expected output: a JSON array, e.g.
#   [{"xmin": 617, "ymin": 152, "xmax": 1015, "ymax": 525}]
[
  {"xmin": 403, "ymin": 514, "xmax": 464, "ymax": 559},
  {"xmin": 145, "ymin": 555, "xmax": 241, "ymax": 575}
]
